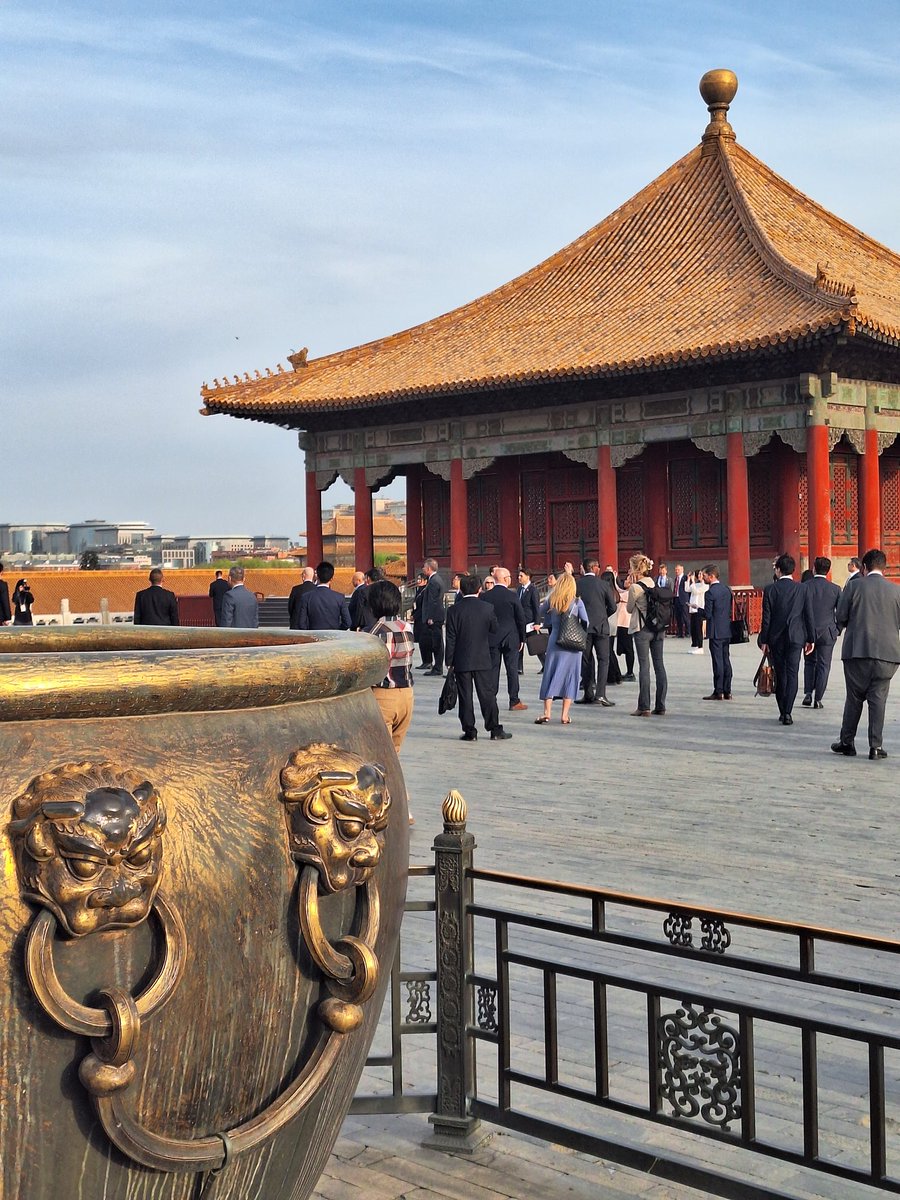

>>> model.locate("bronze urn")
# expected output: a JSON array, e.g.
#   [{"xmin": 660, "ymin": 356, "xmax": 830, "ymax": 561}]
[{"xmin": 0, "ymin": 627, "xmax": 409, "ymax": 1200}]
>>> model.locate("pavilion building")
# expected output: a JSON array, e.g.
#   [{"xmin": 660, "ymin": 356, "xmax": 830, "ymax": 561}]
[{"xmin": 200, "ymin": 71, "xmax": 900, "ymax": 585}]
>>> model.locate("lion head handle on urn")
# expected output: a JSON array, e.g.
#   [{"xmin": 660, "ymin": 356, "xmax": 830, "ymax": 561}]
[
  {"xmin": 279, "ymin": 743, "xmax": 391, "ymax": 894},
  {"xmin": 9, "ymin": 761, "xmax": 166, "ymax": 937}
]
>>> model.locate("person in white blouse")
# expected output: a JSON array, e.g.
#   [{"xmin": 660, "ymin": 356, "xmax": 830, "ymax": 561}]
[{"xmin": 687, "ymin": 569, "xmax": 708, "ymax": 655}]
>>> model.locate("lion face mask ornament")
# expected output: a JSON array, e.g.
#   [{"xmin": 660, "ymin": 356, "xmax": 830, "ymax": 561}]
[
  {"xmin": 280, "ymin": 745, "xmax": 391, "ymax": 894},
  {"xmin": 10, "ymin": 762, "xmax": 166, "ymax": 937}
]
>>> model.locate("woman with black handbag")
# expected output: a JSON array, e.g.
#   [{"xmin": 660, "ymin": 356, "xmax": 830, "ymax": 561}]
[{"xmin": 535, "ymin": 568, "xmax": 588, "ymax": 726}]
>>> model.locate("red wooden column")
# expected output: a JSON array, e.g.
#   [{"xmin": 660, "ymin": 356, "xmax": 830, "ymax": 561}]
[
  {"xmin": 449, "ymin": 458, "xmax": 468, "ymax": 571},
  {"xmin": 858, "ymin": 428, "xmax": 881, "ymax": 554},
  {"xmin": 778, "ymin": 447, "xmax": 801, "ymax": 565},
  {"xmin": 353, "ymin": 467, "xmax": 374, "ymax": 570},
  {"xmin": 405, "ymin": 465, "xmax": 424, "ymax": 573},
  {"xmin": 645, "ymin": 444, "xmax": 668, "ymax": 561},
  {"xmin": 726, "ymin": 432, "xmax": 751, "ymax": 586},
  {"xmin": 597, "ymin": 445, "xmax": 618, "ymax": 571},
  {"xmin": 806, "ymin": 424, "xmax": 832, "ymax": 561},
  {"xmin": 498, "ymin": 459, "xmax": 521, "ymax": 570},
  {"xmin": 305, "ymin": 470, "xmax": 323, "ymax": 567}
]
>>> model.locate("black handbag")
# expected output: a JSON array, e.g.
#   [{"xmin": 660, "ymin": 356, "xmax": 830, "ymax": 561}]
[
  {"xmin": 438, "ymin": 668, "xmax": 458, "ymax": 714},
  {"xmin": 525, "ymin": 629, "xmax": 549, "ymax": 656},
  {"xmin": 556, "ymin": 610, "xmax": 588, "ymax": 653},
  {"xmin": 730, "ymin": 618, "xmax": 749, "ymax": 644}
]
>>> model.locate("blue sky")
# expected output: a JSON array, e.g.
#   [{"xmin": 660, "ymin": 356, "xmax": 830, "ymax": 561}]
[{"xmin": 3, "ymin": 1, "xmax": 899, "ymax": 537}]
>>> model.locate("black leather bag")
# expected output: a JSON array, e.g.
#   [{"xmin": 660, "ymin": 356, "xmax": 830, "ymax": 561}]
[
  {"xmin": 730, "ymin": 618, "xmax": 750, "ymax": 644},
  {"xmin": 438, "ymin": 668, "xmax": 458, "ymax": 714},
  {"xmin": 525, "ymin": 629, "xmax": 549, "ymax": 656},
  {"xmin": 556, "ymin": 610, "xmax": 588, "ymax": 653}
]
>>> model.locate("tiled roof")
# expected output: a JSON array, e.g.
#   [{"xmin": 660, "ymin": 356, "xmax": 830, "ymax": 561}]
[{"xmin": 201, "ymin": 84, "xmax": 900, "ymax": 421}]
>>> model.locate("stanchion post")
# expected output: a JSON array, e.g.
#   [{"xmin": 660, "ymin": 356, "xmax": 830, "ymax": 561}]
[{"xmin": 425, "ymin": 790, "xmax": 487, "ymax": 1152}]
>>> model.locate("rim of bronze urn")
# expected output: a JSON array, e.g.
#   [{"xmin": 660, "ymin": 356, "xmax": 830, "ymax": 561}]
[
  {"xmin": 0, "ymin": 626, "xmax": 408, "ymax": 1200},
  {"xmin": 0, "ymin": 625, "xmax": 388, "ymax": 719}
]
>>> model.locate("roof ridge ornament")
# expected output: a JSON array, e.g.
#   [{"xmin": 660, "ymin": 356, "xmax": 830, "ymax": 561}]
[{"xmin": 699, "ymin": 69, "xmax": 738, "ymax": 156}]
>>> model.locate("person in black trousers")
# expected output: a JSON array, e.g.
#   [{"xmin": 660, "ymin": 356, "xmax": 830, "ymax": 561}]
[
  {"xmin": 421, "ymin": 559, "xmax": 446, "ymax": 676},
  {"xmin": 516, "ymin": 566, "xmax": 543, "ymax": 673},
  {"xmin": 702, "ymin": 564, "xmax": 733, "ymax": 700},
  {"xmin": 802, "ymin": 556, "xmax": 841, "ymax": 708},
  {"xmin": 480, "ymin": 567, "xmax": 528, "ymax": 710},
  {"xmin": 758, "ymin": 553, "xmax": 815, "ymax": 725},
  {"xmin": 574, "ymin": 559, "xmax": 617, "ymax": 706},
  {"xmin": 444, "ymin": 575, "xmax": 511, "ymax": 741}
]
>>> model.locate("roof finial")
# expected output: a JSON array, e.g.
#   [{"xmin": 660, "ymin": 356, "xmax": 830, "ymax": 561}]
[{"xmin": 699, "ymin": 69, "xmax": 738, "ymax": 154}]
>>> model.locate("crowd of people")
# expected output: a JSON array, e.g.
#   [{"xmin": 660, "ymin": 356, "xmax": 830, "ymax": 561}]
[{"xmin": 7, "ymin": 548, "xmax": 895, "ymax": 763}]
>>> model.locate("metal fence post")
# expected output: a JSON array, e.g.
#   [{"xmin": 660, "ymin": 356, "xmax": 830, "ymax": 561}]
[{"xmin": 425, "ymin": 790, "xmax": 487, "ymax": 1152}]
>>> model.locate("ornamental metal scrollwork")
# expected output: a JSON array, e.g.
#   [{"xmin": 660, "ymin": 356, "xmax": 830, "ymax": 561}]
[
  {"xmin": 405, "ymin": 981, "xmax": 433, "ymax": 1024},
  {"xmin": 657, "ymin": 1003, "xmax": 742, "ymax": 1131},
  {"xmin": 13, "ymin": 746, "xmax": 392, "ymax": 1175},
  {"xmin": 699, "ymin": 917, "xmax": 732, "ymax": 954},
  {"xmin": 477, "ymin": 984, "xmax": 499, "ymax": 1033},
  {"xmin": 663, "ymin": 911, "xmax": 693, "ymax": 948}
]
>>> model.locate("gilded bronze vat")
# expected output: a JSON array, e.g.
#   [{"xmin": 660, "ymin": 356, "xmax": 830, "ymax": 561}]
[{"xmin": 0, "ymin": 626, "xmax": 409, "ymax": 1200}]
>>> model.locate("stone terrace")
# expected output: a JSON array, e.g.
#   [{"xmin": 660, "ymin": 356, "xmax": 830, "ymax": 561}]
[{"xmin": 316, "ymin": 640, "xmax": 900, "ymax": 1200}]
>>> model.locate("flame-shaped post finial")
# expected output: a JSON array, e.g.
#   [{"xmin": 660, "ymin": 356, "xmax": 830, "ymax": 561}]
[
  {"xmin": 441, "ymin": 790, "xmax": 467, "ymax": 831},
  {"xmin": 699, "ymin": 69, "xmax": 738, "ymax": 153}
]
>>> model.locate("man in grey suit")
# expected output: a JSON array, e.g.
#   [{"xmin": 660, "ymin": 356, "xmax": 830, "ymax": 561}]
[
  {"xmin": 221, "ymin": 566, "xmax": 259, "ymax": 628},
  {"xmin": 802, "ymin": 556, "xmax": 842, "ymax": 709},
  {"xmin": 831, "ymin": 548, "xmax": 900, "ymax": 760}
]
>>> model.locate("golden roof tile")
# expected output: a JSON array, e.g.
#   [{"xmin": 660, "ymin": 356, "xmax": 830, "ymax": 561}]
[{"xmin": 201, "ymin": 73, "xmax": 900, "ymax": 420}]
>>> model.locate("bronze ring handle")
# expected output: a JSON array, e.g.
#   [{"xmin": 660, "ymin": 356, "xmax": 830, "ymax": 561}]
[{"xmin": 25, "ymin": 892, "xmax": 187, "ymax": 1037}]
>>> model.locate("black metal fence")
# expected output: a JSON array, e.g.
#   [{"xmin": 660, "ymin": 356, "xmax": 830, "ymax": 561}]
[{"xmin": 353, "ymin": 795, "xmax": 900, "ymax": 1199}]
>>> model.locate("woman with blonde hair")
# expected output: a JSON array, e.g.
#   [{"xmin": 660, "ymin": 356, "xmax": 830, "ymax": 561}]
[
  {"xmin": 535, "ymin": 567, "xmax": 588, "ymax": 725},
  {"xmin": 626, "ymin": 552, "xmax": 668, "ymax": 716}
]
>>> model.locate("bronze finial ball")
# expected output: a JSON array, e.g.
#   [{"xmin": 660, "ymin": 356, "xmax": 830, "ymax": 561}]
[{"xmin": 699, "ymin": 69, "xmax": 738, "ymax": 109}]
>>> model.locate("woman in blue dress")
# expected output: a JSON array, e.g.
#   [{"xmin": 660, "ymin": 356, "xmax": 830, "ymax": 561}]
[{"xmin": 535, "ymin": 570, "xmax": 588, "ymax": 725}]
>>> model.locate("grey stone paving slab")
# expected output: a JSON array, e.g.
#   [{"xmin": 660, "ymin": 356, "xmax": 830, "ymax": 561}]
[{"xmin": 321, "ymin": 641, "xmax": 900, "ymax": 1198}]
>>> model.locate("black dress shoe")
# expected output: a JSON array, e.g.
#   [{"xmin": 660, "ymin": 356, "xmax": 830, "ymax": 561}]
[
  {"xmin": 416, "ymin": 664, "xmax": 433, "ymax": 670},
  {"xmin": 623, "ymin": 673, "xmax": 636, "ymax": 682},
  {"xmin": 814, "ymin": 700, "xmax": 823, "ymax": 709},
  {"xmin": 801, "ymin": 695, "xmax": 812, "ymax": 707},
  {"xmin": 869, "ymin": 747, "xmax": 888, "ymax": 760},
  {"xmin": 703, "ymin": 692, "xmax": 723, "ymax": 701},
  {"xmin": 782, "ymin": 714, "xmax": 793, "ymax": 725},
  {"xmin": 575, "ymin": 696, "xmax": 596, "ymax": 705},
  {"xmin": 427, "ymin": 669, "xmax": 445, "ymax": 677},
  {"xmin": 459, "ymin": 732, "xmax": 477, "ymax": 741},
  {"xmin": 490, "ymin": 729, "xmax": 513, "ymax": 741},
  {"xmin": 723, "ymin": 692, "xmax": 732, "ymax": 700},
  {"xmin": 598, "ymin": 697, "xmax": 615, "ymax": 707},
  {"xmin": 831, "ymin": 741, "xmax": 857, "ymax": 756}
]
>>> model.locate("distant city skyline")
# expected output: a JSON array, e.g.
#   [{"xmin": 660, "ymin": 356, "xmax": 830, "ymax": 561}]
[{"xmin": 4, "ymin": 1, "xmax": 898, "ymax": 530}]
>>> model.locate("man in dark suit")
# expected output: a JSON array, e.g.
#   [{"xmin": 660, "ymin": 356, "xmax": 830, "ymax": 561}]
[
  {"xmin": 671, "ymin": 564, "xmax": 688, "ymax": 637},
  {"xmin": 702, "ymin": 564, "xmax": 733, "ymax": 700},
  {"xmin": 802, "ymin": 556, "xmax": 842, "ymax": 709},
  {"xmin": 288, "ymin": 567, "xmax": 316, "ymax": 629},
  {"xmin": 412, "ymin": 572, "xmax": 432, "ymax": 667},
  {"xmin": 0, "ymin": 563, "xmax": 10, "ymax": 626},
  {"xmin": 575, "ymin": 559, "xmax": 617, "ymax": 706},
  {"xmin": 421, "ymin": 558, "xmax": 446, "ymax": 676},
  {"xmin": 516, "ymin": 566, "xmax": 543, "ymax": 673},
  {"xmin": 480, "ymin": 567, "xmax": 528, "ymax": 710},
  {"xmin": 444, "ymin": 575, "xmax": 511, "ymax": 741},
  {"xmin": 348, "ymin": 567, "xmax": 381, "ymax": 631},
  {"xmin": 831, "ymin": 548, "xmax": 900, "ymax": 759},
  {"xmin": 134, "ymin": 568, "xmax": 179, "ymax": 626},
  {"xmin": 220, "ymin": 566, "xmax": 259, "ymax": 628},
  {"xmin": 208, "ymin": 570, "xmax": 230, "ymax": 627},
  {"xmin": 296, "ymin": 561, "xmax": 351, "ymax": 630},
  {"xmin": 758, "ymin": 553, "xmax": 815, "ymax": 725}
]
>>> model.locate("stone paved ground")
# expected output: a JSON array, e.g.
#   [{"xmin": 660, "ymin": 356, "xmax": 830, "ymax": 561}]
[{"xmin": 315, "ymin": 640, "xmax": 900, "ymax": 1200}]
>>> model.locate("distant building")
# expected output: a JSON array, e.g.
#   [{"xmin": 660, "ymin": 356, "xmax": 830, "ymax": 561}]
[
  {"xmin": 320, "ymin": 502, "xmax": 406, "ymax": 567},
  {"xmin": 68, "ymin": 520, "xmax": 156, "ymax": 552},
  {"xmin": 0, "ymin": 524, "xmax": 70, "ymax": 555}
]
